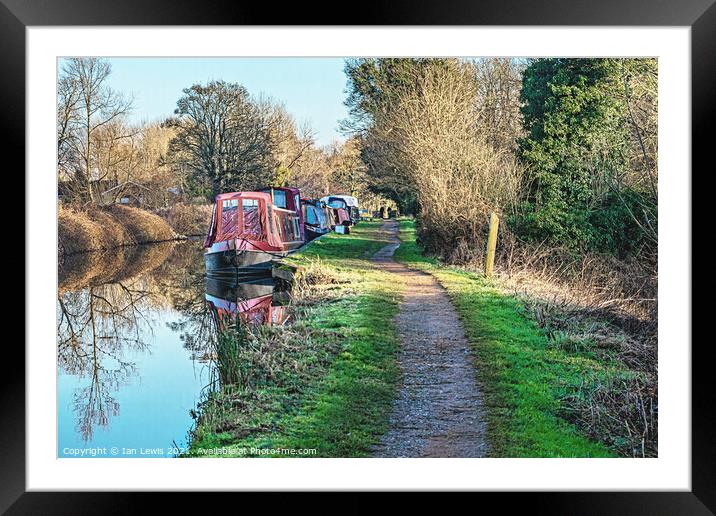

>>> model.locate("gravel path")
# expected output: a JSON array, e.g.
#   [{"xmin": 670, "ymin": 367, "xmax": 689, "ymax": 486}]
[{"xmin": 371, "ymin": 220, "xmax": 488, "ymax": 458}]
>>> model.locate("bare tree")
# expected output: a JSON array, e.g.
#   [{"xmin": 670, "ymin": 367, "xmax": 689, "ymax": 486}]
[
  {"xmin": 365, "ymin": 59, "xmax": 524, "ymax": 261},
  {"xmin": 169, "ymin": 80, "xmax": 277, "ymax": 199},
  {"xmin": 57, "ymin": 74, "xmax": 82, "ymax": 180},
  {"xmin": 58, "ymin": 58, "xmax": 134, "ymax": 202},
  {"xmin": 255, "ymin": 98, "xmax": 316, "ymax": 187},
  {"xmin": 471, "ymin": 58, "xmax": 525, "ymax": 152},
  {"xmin": 58, "ymin": 280, "xmax": 151, "ymax": 442},
  {"xmin": 325, "ymin": 137, "xmax": 368, "ymax": 196}
]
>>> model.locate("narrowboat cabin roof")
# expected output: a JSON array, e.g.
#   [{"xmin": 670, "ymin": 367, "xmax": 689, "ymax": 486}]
[
  {"xmin": 259, "ymin": 186, "xmax": 302, "ymax": 207},
  {"xmin": 204, "ymin": 190, "xmax": 304, "ymax": 250},
  {"xmin": 321, "ymin": 194, "xmax": 358, "ymax": 207},
  {"xmin": 322, "ymin": 197, "xmax": 348, "ymax": 209},
  {"xmin": 214, "ymin": 191, "xmax": 273, "ymax": 202},
  {"xmin": 301, "ymin": 197, "xmax": 325, "ymax": 206},
  {"xmin": 204, "ymin": 191, "xmax": 273, "ymax": 248}
]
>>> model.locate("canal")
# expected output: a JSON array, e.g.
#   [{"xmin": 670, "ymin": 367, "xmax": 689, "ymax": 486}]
[{"xmin": 57, "ymin": 240, "xmax": 291, "ymax": 458}]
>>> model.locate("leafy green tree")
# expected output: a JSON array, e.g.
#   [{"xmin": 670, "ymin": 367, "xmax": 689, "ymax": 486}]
[{"xmin": 516, "ymin": 58, "xmax": 653, "ymax": 256}]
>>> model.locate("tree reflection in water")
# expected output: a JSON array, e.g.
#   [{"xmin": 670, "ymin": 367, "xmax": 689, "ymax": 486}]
[
  {"xmin": 57, "ymin": 241, "xmax": 206, "ymax": 443},
  {"xmin": 57, "ymin": 239, "xmax": 294, "ymax": 445}
]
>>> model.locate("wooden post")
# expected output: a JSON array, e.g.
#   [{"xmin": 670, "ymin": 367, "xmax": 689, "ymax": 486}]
[{"xmin": 485, "ymin": 212, "xmax": 499, "ymax": 278}]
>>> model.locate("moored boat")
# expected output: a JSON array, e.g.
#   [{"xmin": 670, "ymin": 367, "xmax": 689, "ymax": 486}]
[
  {"xmin": 301, "ymin": 198, "xmax": 331, "ymax": 241},
  {"xmin": 321, "ymin": 196, "xmax": 353, "ymax": 232},
  {"xmin": 203, "ymin": 189, "xmax": 305, "ymax": 276},
  {"xmin": 321, "ymin": 194, "xmax": 360, "ymax": 224}
]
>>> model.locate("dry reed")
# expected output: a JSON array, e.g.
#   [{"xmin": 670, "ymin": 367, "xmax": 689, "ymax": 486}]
[
  {"xmin": 58, "ymin": 203, "xmax": 178, "ymax": 256},
  {"xmin": 484, "ymin": 229, "xmax": 658, "ymax": 457},
  {"xmin": 156, "ymin": 203, "xmax": 213, "ymax": 237},
  {"xmin": 107, "ymin": 204, "xmax": 176, "ymax": 244}
]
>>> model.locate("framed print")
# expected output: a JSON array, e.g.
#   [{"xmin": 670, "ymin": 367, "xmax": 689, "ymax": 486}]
[{"xmin": 5, "ymin": 0, "xmax": 712, "ymax": 511}]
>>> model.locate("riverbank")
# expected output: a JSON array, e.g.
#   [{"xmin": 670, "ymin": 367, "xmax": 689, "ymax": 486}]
[
  {"xmin": 394, "ymin": 220, "xmax": 654, "ymax": 457},
  {"xmin": 187, "ymin": 221, "xmax": 406, "ymax": 457},
  {"xmin": 58, "ymin": 204, "xmax": 179, "ymax": 255}
]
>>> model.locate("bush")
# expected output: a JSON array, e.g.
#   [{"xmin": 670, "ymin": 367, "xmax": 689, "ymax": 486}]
[
  {"xmin": 516, "ymin": 58, "xmax": 658, "ymax": 261},
  {"xmin": 157, "ymin": 203, "xmax": 212, "ymax": 236},
  {"xmin": 372, "ymin": 61, "xmax": 524, "ymax": 264},
  {"xmin": 588, "ymin": 189, "xmax": 657, "ymax": 259},
  {"xmin": 509, "ymin": 187, "xmax": 657, "ymax": 261}
]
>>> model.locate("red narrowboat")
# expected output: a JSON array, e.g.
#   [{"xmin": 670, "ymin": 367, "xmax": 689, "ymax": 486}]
[
  {"xmin": 203, "ymin": 188, "xmax": 305, "ymax": 274},
  {"xmin": 205, "ymin": 276, "xmax": 291, "ymax": 329}
]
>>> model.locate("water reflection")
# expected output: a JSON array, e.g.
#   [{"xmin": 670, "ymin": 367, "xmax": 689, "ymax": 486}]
[
  {"xmin": 57, "ymin": 282, "xmax": 148, "ymax": 443},
  {"xmin": 57, "ymin": 240, "xmax": 294, "ymax": 457},
  {"xmin": 205, "ymin": 276, "xmax": 292, "ymax": 330}
]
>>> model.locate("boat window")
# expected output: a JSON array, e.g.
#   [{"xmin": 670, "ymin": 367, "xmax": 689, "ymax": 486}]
[
  {"xmin": 282, "ymin": 216, "xmax": 292, "ymax": 239},
  {"xmin": 274, "ymin": 210, "xmax": 284, "ymax": 239},
  {"xmin": 327, "ymin": 199, "xmax": 346, "ymax": 209},
  {"xmin": 242, "ymin": 198, "xmax": 261, "ymax": 236},
  {"xmin": 272, "ymin": 189, "xmax": 287, "ymax": 209},
  {"xmin": 305, "ymin": 207, "xmax": 318, "ymax": 225},
  {"xmin": 294, "ymin": 194, "xmax": 300, "ymax": 213},
  {"xmin": 222, "ymin": 199, "xmax": 238, "ymax": 211},
  {"xmin": 221, "ymin": 199, "xmax": 239, "ymax": 236}
]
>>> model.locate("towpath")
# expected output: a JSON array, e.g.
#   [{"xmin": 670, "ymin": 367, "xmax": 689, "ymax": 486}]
[{"xmin": 370, "ymin": 220, "xmax": 488, "ymax": 457}]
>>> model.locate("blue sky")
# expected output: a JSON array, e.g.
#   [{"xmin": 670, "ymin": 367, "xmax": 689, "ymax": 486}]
[{"xmin": 94, "ymin": 57, "xmax": 350, "ymax": 147}]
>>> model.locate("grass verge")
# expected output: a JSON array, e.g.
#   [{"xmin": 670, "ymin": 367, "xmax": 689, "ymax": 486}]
[
  {"xmin": 394, "ymin": 219, "xmax": 622, "ymax": 457},
  {"xmin": 187, "ymin": 221, "xmax": 404, "ymax": 457}
]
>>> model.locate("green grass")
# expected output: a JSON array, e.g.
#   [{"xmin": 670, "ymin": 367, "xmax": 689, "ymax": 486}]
[
  {"xmin": 394, "ymin": 220, "xmax": 617, "ymax": 457},
  {"xmin": 190, "ymin": 218, "xmax": 623, "ymax": 458},
  {"xmin": 188, "ymin": 221, "xmax": 404, "ymax": 457},
  {"xmin": 286, "ymin": 225, "xmax": 389, "ymax": 263}
]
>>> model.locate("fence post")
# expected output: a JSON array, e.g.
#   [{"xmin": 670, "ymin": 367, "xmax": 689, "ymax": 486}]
[{"xmin": 485, "ymin": 212, "xmax": 499, "ymax": 278}]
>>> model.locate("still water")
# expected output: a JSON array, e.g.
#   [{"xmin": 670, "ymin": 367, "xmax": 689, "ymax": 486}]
[{"xmin": 57, "ymin": 241, "xmax": 290, "ymax": 458}]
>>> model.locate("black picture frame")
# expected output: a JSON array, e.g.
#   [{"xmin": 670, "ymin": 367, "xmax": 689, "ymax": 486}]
[{"xmin": 5, "ymin": 0, "xmax": 711, "ymax": 512}]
